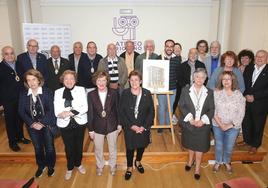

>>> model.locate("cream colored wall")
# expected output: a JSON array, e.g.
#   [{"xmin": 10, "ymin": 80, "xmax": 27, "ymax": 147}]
[
  {"xmin": 0, "ymin": 2, "xmax": 12, "ymax": 55},
  {"xmin": 1, "ymin": 0, "xmax": 268, "ymax": 57},
  {"xmin": 229, "ymin": 0, "xmax": 268, "ymax": 54},
  {"xmin": 40, "ymin": 4, "xmax": 213, "ymax": 57}
]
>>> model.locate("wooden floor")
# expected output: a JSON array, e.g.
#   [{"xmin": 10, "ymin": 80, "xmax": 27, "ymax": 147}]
[{"xmin": 0, "ymin": 112, "xmax": 268, "ymax": 187}]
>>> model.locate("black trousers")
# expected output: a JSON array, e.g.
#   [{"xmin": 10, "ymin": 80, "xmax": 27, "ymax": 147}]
[
  {"xmin": 126, "ymin": 147, "xmax": 145, "ymax": 167},
  {"xmin": 61, "ymin": 125, "xmax": 85, "ymax": 170},
  {"xmin": 3, "ymin": 102, "xmax": 24, "ymax": 146},
  {"xmin": 242, "ymin": 103, "xmax": 267, "ymax": 148}
]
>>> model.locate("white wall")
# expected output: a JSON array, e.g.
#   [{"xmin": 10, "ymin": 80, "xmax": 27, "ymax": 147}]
[
  {"xmin": 0, "ymin": 1, "xmax": 12, "ymax": 54},
  {"xmin": 40, "ymin": 0, "xmax": 216, "ymax": 57},
  {"xmin": 1, "ymin": 0, "xmax": 268, "ymax": 57}
]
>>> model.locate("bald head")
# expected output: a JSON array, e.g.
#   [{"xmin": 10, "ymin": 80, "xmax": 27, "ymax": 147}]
[
  {"xmin": 2, "ymin": 46, "xmax": 15, "ymax": 63},
  {"xmin": 50, "ymin": 45, "xmax": 61, "ymax": 59},
  {"xmin": 255, "ymin": 50, "xmax": 268, "ymax": 67},
  {"xmin": 188, "ymin": 48, "xmax": 198, "ymax": 62}
]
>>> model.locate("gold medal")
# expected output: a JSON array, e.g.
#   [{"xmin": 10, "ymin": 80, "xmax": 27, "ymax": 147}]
[
  {"xmin": 101, "ymin": 110, "xmax": 106, "ymax": 118},
  {"xmin": 15, "ymin": 75, "xmax": 20, "ymax": 82}
]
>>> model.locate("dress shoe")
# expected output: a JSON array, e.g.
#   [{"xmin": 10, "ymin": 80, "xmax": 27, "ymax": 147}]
[
  {"xmin": 9, "ymin": 143, "xmax": 21, "ymax": 152},
  {"xmin": 48, "ymin": 168, "xmax": 55, "ymax": 177},
  {"xmin": 135, "ymin": 160, "xmax": 144, "ymax": 174},
  {"xmin": 194, "ymin": 173, "xmax": 201, "ymax": 180},
  {"xmin": 124, "ymin": 171, "xmax": 132, "ymax": 180},
  {"xmin": 35, "ymin": 167, "xmax": 46, "ymax": 178},
  {"xmin": 185, "ymin": 161, "xmax": 195, "ymax": 171},
  {"xmin": 17, "ymin": 137, "xmax": 31, "ymax": 144}
]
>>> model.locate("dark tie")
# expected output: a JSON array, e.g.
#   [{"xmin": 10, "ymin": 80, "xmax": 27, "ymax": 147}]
[{"xmin": 54, "ymin": 59, "xmax": 59, "ymax": 74}]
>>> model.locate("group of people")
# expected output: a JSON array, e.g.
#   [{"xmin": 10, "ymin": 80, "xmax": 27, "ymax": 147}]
[{"xmin": 0, "ymin": 37, "xmax": 268, "ymax": 181}]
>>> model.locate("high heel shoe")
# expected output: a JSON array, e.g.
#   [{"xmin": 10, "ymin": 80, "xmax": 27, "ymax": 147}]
[
  {"xmin": 185, "ymin": 161, "xmax": 195, "ymax": 171},
  {"xmin": 194, "ymin": 173, "xmax": 201, "ymax": 180}
]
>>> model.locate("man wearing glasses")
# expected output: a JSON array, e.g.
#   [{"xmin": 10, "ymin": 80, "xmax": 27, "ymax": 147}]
[{"xmin": 17, "ymin": 39, "xmax": 48, "ymax": 84}]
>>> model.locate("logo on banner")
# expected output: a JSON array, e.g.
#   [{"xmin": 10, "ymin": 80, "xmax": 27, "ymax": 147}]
[{"xmin": 112, "ymin": 9, "xmax": 143, "ymax": 54}]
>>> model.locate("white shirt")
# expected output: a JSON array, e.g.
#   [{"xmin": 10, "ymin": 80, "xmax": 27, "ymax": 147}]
[
  {"xmin": 27, "ymin": 87, "xmax": 43, "ymax": 103},
  {"xmin": 98, "ymin": 90, "xmax": 107, "ymax": 108},
  {"xmin": 183, "ymin": 85, "xmax": 210, "ymax": 124},
  {"xmin": 252, "ymin": 64, "xmax": 266, "ymax": 86}
]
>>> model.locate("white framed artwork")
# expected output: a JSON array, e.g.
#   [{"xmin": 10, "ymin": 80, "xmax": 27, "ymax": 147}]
[{"xmin": 142, "ymin": 59, "xmax": 170, "ymax": 93}]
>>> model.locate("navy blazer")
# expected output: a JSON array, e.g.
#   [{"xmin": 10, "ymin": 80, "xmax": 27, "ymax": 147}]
[
  {"xmin": 0, "ymin": 61, "xmax": 23, "ymax": 105},
  {"xmin": 18, "ymin": 87, "xmax": 56, "ymax": 127},
  {"xmin": 17, "ymin": 52, "xmax": 48, "ymax": 83},
  {"xmin": 69, "ymin": 52, "xmax": 100, "ymax": 88}
]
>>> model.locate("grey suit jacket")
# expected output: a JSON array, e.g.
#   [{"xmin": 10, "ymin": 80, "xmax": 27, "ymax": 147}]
[
  {"xmin": 178, "ymin": 85, "xmax": 215, "ymax": 127},
  {"xmin": 204, "ymin": 55, "xmax": 221, "ymax": 78}
]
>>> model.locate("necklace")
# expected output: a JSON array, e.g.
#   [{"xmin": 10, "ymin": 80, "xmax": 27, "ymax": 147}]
[{"xmin": 193, "ymin": 88, "xmax": 202, "ymax": 112}]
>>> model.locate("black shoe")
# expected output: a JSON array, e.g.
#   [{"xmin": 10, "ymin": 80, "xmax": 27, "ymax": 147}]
[
  {"xmin": 48, "ymin": 168, "xmax": 55, "ymax": 177},
  {"xmin": 35, "ymin": 167, "xmax": 46, "ymax": 178},
  {"xmin": 194, "ymin": 173, "xmax": 201, "ymax": 180},
  {"xmin": 17, "ymin": 137, "xmax": 31, "ymax": 144},
  {"xmin": 135, "ymin": 160, "xmax": 144, "ymax": 174},
  {"xmin": 185, "ymin": 161, "xmax": 195, "ymax": 171},
  {"xmin": 9, "ymin": 143, "xmax": 21, "ymax": 152},
  {"xmin": 124, "ymin": 171, "xmax": 132, "ymax": 180}
]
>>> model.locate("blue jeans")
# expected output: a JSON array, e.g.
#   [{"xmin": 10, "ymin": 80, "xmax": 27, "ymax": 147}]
[
  {"xmin": 28, "ymin": 126, "xmax": 56, "ymax": 169},
  {"xmin": 213, "ymin": 126, "xmax": 239, "ymax": 164},
  {"xmin": 157, "ymin": 89, "xmax": 176, "ymax": 125}
]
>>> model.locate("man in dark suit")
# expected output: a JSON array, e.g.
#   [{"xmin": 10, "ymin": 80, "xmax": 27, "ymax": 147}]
[
  {"xmin": 175, "ymin": 48, "xmax": 207, "ymax": 107},
  {"xmin": 0, "ymin": 46, "xmax": 30, "ymax": 152},
  {"xmin": 17, "ymin": 39, "xmax": 48, "ymax": 84},
  {"xmin": 82, "ymin": 41, "xmax": 103, "ymax": 92},
  {"xmin": 47, "ymin": 45, "xmax": 70, "ymax": 92},
  {"xmin": 242, "ymin": 50, "xmax": 268, "ymax": 154},
  {"xmin": 120, "ymin": 40, "xmax": 140, "ymax": 75},
  {"xmin": 69, "ymin": 41, "xmax": 95, "ymax": 92}
]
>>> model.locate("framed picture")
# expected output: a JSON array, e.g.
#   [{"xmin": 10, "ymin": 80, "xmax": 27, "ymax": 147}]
[{"xmin": 142, "ymin": 59, "xmax": 170, "ymax": 93}]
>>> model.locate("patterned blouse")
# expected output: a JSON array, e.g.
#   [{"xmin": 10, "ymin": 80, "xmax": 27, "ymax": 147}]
[{"xmin": 213, "ymin": 90, "xmax": 246, "ymax": 129}]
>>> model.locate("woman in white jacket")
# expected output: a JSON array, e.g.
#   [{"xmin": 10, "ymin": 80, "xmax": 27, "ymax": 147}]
[{"xmin": 54, "ymin": 70, "xmax": 88, "ymax": 180}]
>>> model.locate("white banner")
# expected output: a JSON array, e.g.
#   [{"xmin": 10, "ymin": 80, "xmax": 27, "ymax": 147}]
[{"xmin": 22, "ymin": 23, "xmax": 72, "ymax": 58}]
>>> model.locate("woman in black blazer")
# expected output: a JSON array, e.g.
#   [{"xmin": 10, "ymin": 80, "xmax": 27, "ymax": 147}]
[
  {"xmin": 87, "ymin": 71, "xmax": 120, "ymax": 176},
  {"xmin": 18, "ymin": 69, "xmax": 56, "ymax": 178},
  {"xmin": 119, "ymin": 70, "xmax": 155, "ymax": 180},
  {"xmin": 178, "ymin": 68, "xmax": 214, "ymax": 180}
]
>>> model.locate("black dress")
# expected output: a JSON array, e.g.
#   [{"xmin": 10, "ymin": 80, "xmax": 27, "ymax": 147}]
[{"xmin": 119, "ymin": 88, "xmax": 154, "ymax": 150}]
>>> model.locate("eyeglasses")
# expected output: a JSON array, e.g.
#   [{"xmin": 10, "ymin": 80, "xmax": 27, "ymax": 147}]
[
  {"xmin": 4, "ymin": 52, "xmax": 14, "ymax": 55},
  {"xmin": 28, "ymin": 45, "xmax": 38, "ymax": 48}
]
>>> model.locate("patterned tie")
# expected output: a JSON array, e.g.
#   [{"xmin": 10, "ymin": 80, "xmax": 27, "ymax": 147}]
[{"xmin": 54, "ymin": 59, "xmax": 59, "ymax": 74}]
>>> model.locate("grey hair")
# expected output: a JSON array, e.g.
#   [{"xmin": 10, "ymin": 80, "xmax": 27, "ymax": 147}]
[
  {"xmin": 193, "ymin": 68, "xmax": 208, "ymax": 80},
  {"xmin": 144, "ymin": 39, "xmax": 155, "ymax": 50}
]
